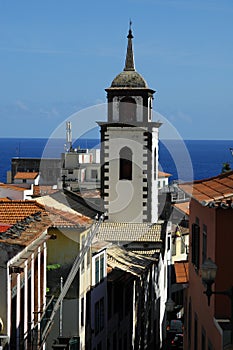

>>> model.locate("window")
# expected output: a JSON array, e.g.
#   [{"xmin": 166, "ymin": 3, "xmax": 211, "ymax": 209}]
[
  {"xmin": 201, "ymin": 327, "xmax": 206, "ymax": 350},
  {"xmin": 100, "ymin": 255, "xmax": 104, "ymax": 280},
  {"xmin": 95, "ymin": 302, "xmax": 100, "ymax": 335},
  {"xmin": 87, "ymin": 247, "xmax": 90, "ymax": 267},
  {"xmin": 123, "ymin": 333, "xmax": 127, "ymax": 350},
  {"xmin": 208, "ymin": 339, "xmax": 213, "ymax": 350},
  {"xmin": 191, "ymin": 223, "xmax": 200, "ymax": 269},
  {"xmin": 81, "ymin": 297, "xmax": 84, "ymax": 327},
  {"xmin": 108, "ymin": 284, "xmax": 112, "ymax": 320},
  {"xmin": 100, "ymin": 298, "xmax": 104, "ymax": 331},
  {"xmin": 194, "ymin": 313, "xmax": 198, "ymax": 350},
  {"xmin": 188, "ymin": 298, "xmax": 192, "ymax": 347},
  {"xmin": 91, "ymin": 169, "xmax": 98, "ymax": 179},
  {"xmin": 81, "ymin": 235, "xmax": 86, "ymax": 271},
  {"xmin": 113, "ymin": 332, "xmax": 117, "ymax": 350},
  {"xmin": 95, "ymin": 258, "xmax": 100, "ymax": 284},
  {"xmin": 119, "ymin": 147, "xmax": 132, "ymax": 180},
  {"xmin": 119, "ymin": 97, "xmax": 136, "ymax": 122},
  {"xmin": 95, "ymin": 298, "xmax": 104, "ymax": 335},
  {"xmin": 181, "ymin": 238, "xmax": 186, "ymax": 254},
  {"xmin": 202, "ymin": 224, "xmax": 207, "ymax": 264},
  {"xmin": 172, "ymin": 241, "xmax": 176, "ymax": 256},
  {"xmin": 95, "ymin": 254, "xmax": 105, "ymax": 284},
  {"xmin": 158, "ymin": 180, "xmax": 160, "ymax": 188}
]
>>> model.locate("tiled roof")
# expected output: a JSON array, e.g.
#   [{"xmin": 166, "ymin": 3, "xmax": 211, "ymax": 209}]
[
  {"xmin": 97, "ymin": 222, "xmax": 164, "ymax": 243},
  {"xmin": 0, "ymin": 202, "xmax": 50, "ymax": 246},
  {"xmin": 14, "ymin": 172, "xmax": 39, "ymax": 179},
  {"xmin": 130, "ymin": 249, "xmax": 160, "ymax": 258},
  {"xmin": 0, "ymin": 224, "xmax": 11, "ymax": 233},
  {"xmin": 47, "ymin": 207, "xmax": 93, "ymax": 228},
  {"xmin": 0, "ymin": 200, "xmax": 45, "ymax": 224},
  {"xmin": 174, "ymin": 260, "xmax": 189, "ymax": 283},
  {"xmin": 0, "ymin": 200, "xmax": 92, "ymax": 230},
  {"xmin": 107, "ymin": 245, "xmax": 154, "ymax": 277},
  {"xmin": 0, "ymin": 215, "xmax": 50, "ymax": 247},
  {"xmin": 158, "ymin": 171, "xmax": 172, "ymax": 178},
  {"xmin": 33, "ymin": 185, "xmax": 59, "ymax": 197},
  {"xmin": 179, "ymin": 171, "xmax": 233, "ymax": 203},
  {"xmin": 0, "ymin": 197, "xmax": 11, "ymax": 201},
  {"xmin": 38, "ymin": 190, "xmax": 102, "ymax": 219},
  {"xmin": 0, "ymin": 184, "xmax": 27, "ymax": 192},
  {"xmin": 36, "ymin": 195, "xmax": 94, "ymax": 226},
  {"xmin": 173, "ymin": 202, "xmax": 190, "ymax": 216}
]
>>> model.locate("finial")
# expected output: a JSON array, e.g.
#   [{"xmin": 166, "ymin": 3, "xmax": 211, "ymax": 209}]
[
  {"xmin": 128, "ymin": 19, "xmax": 133, "ymax": 39},
  {"xmin": 124, "ymin": 20, "xmax": 135, "ymax": 71}
]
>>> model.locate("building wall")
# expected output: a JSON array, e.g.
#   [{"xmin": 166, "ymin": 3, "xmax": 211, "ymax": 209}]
[
  {"xmin": 90, "ymin": 249, "xmax": 107, "ymax": 350},
  {"xmin": 215, "ymin": 208, "xmax": 233, "ymax": 318},
  {"xmin": 103, "ymin": 126, "xmax": 158, "ymax": 223},
  {"xmin": 184, "ymin": 199, "xmax": 227, "ymax": 350},
  {"xmin": 0, "ymin": 238, "xmax": 47, "ymax": 349}
]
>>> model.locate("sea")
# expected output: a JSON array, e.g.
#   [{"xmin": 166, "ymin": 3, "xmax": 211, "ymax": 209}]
[{"xmin": 0, "ymin": 138, "xmax": 232, "ymax": 184}]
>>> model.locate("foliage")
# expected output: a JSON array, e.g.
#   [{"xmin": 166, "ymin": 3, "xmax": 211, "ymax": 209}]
[{"xmin": 47, "ymin": 263, "xmax": 61, "ymax": 271}]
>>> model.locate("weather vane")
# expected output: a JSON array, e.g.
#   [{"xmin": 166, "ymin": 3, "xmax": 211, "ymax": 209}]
[{"xmin": 129, "ymin": 19, "xmax": 132, "ymax": 30}]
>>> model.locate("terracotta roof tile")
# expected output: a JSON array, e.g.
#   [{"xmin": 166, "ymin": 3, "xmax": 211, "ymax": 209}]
[
  {"xmin": 0, "ymin": 224, "xmax": 11, "ymax": 233},
  {"xmin": 46, "ymin": 206, "xmax": 93, "ymax": 228},
  {"xmin": 0, "ymin": 184, "xmax": 28, "ymax": 192},
  {"xmin": 179, "ymin": 171, "xmax": 233, "ymax": 203},
  {"xmin": 0, "ymin": 200, "xmax": 45, "ymax": 224},
  {"xmin": 0, "ymin": 216, "xmax": 50, "ymax": 246},
  {"xmin": 173, "ymin": 202, "xmax": 190, "ymax": 216},
  {"xmin": 33, "ymin": 185, "xmax": 59, "ymax": 197},
  {"xmin": 14, "ymin": 172, "xmax": 39, "ymax": 179},
  {"xmin": 158, "ymin": 171, "xmax": 172, "ymax": 178}
]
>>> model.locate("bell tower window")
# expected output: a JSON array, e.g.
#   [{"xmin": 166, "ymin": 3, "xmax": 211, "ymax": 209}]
[
  {"xmin": 119, "ymin": 97, "xmax": 136, "ymax": 123},
  {"xmin": 119, "ymin": 146, "xmax": 132, "ymax": 180}
]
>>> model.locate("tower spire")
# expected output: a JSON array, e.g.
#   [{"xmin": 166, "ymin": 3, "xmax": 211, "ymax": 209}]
[{"xmin": 124, "ymin": 20, "xmax": 135, "ymax": 71}]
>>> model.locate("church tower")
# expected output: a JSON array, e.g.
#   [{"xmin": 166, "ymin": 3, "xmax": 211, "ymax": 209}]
[{"xmin": 98, "ymin": 24, "xmax": 161, "ymax": 223}]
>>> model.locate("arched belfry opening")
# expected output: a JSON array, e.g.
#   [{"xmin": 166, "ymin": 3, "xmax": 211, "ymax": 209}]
[
  {"xmin": 119, "ymin": 97, "xmax": 136, "ymax": 123},
  {"xmin": 119, "ymin": 146, "xmax": 133, "ymax": 180}
]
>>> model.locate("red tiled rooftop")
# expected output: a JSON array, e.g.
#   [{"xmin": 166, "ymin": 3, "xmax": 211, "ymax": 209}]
[
  {"xmin": 179, "ymin": 171, "xmax": 233, "ymax": 203},
  {"xmin": 0, "ymin": 200, "xmax": 45, "ymax": 224},
  {"xmin": 0, "ymin": 184, "xmax": 28, "ymax": 192},
  {"xmin": 33, "ymin": 185, "xmax": 59, "ymax": 197},
  {"xmin": 173, "ymin": 202, "xmax": 190, "ymax": 216},
  {"xmin": 0, "ymin": 224, "xmax": 11, "ymax": 233},
  {"xmin": 14, "ymin": 172, "xmax": 39, "ymax": 180},
  {"xmin": 46, "ymin": 206, "xmax": 93, "ymax": 228},
  {"xmin": 158, "ymin": 171, "xmax": 172, "ymax": 178}
]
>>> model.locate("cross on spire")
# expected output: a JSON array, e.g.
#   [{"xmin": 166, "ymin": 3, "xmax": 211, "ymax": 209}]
[{"xmin": 124, "ymin": 20, "xmax": 135, "ymax": 71}]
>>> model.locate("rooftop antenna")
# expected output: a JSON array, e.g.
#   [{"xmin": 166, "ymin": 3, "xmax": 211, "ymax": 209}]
[{"xmin": 66, "ymin": 121, "xmax": 72, "ymax": 152}]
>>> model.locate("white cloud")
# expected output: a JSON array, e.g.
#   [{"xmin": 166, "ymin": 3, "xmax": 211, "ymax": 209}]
[{"xmin": 15, "ymin": 100, "xmax": 29, "ymax": 111}]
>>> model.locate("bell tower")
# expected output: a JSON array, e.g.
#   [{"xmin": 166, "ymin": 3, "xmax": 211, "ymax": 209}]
[{"xmin": 98, "ymin": 24, "xmax": 161, "ymax": 223}]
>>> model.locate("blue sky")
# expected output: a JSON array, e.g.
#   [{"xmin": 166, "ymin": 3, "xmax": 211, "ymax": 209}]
[{"xmin": 0, "ymin": 0, "xmax": 233, "ymax": 139}]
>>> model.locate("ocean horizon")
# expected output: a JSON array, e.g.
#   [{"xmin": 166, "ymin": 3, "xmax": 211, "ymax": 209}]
[{"xmin": 0, "ymin": 138, "xmax": 232, "ymax": 184}]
